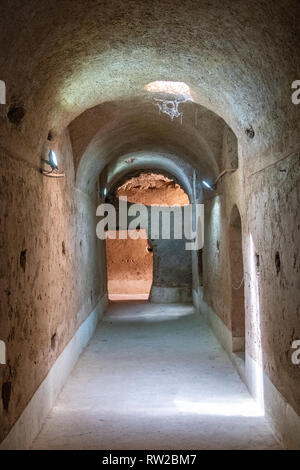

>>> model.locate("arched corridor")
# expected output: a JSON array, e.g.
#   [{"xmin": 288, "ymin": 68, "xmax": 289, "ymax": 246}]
[{"xmin": 0, "ymin": 0, "xmax": 299, "ymax": 452}]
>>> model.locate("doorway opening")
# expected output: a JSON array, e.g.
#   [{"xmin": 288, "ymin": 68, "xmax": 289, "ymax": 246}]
[
  {"xmin": 106, "ymin": 229, "xmax": 153, "ymax": 301},
  {"xmin": 106, "ymin": 172, "xmax": 190, "ymax": 301},
  {"xmin": 229, "ymin": 205, "xmax": 245, "ymax": 357}
]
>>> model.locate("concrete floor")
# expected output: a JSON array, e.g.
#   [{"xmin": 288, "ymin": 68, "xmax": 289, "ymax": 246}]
[{"xmin": 32, "ymin": 302, "xmax": 280, "ymax": 450}]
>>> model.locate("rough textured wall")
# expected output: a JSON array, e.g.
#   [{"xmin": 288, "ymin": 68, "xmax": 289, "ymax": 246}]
[
  {"xmin": 229, "ymin": 206, "xmax": 245, "ymax": 339},
  {"xmin": 203, "ymin": 176, "xmax": 242, "ymax": 329},
  {"xmin": 202, "ymin": 137, "xmax": 300, "ymax": 414},
  {"xmin": 244, "ymin": 149, "xmax": 300, "ymax": 414},
  {"xmin": 0, "ymin": 130, "xmax": 105, "ymax": 442},
  {"xmin": 202, "ymin": 125, "xmax": 241, "ymax": 327},
  {"xmin": 222, "ymin": 126, "xmax": 238, "ymax": 170}
]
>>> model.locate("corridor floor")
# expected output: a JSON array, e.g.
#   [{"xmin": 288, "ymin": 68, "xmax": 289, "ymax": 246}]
[{"xmin": 32, "ymin": 302, "xmax": 280, "ymax": 450}]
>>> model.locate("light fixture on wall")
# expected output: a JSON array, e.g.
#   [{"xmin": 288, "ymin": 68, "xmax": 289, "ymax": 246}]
[
  {"xmin": 41, "ymin": 150, "xmax": 64, "ymax": 177},
  {"xmin": 43, "ymin": 150, "xmax": 58, "ymax": 170},
  {"xmin": 202, "ymin": 180, "xmax": 213, "ymax": 190},
  {"xmin": 98, "ymin": 187, "xmax": 107, "ymax": 199},
  {"xmin": 202, "ymin": 169, "xmax": 237, "ymax": 192}
]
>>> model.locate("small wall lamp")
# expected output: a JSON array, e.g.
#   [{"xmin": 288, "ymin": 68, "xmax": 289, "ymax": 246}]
[
  {"xmin": 41, "ymin": 150, "xmax": 64, "ymax": 178},
  {"xmin": 42, "ymin": 150, "xmax": 58, "ymax": 170},
  {"xmin": 202, "ymin": 180, "xmax": 213, "ymax": 190}
]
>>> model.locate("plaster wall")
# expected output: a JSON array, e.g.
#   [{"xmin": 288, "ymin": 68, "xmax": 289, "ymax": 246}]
[
  {"xmin": 0, "ymin": 130, "xmax": 106, "ymax": 443},
  {"xmin": 199, "ymin": 136, "xmax": 300, "ymax": 442}
]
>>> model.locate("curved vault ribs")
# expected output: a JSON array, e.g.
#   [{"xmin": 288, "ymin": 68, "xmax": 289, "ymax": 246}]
[
  {"xmin": 104, "ymin": 152, "xmax": 197, "ymax": 201},
  {"xmin": 71, "ymin": 98, "xmax": 227, "ymax": 194},
  {"xmin": 2, "ymin": 0, "xmax": 297, "ymax": 157}
]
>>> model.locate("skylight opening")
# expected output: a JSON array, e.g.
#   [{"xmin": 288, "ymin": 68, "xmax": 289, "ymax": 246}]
[{"xmin": 145, "ymin": 81, "xmax": 192, "ymax": 98}]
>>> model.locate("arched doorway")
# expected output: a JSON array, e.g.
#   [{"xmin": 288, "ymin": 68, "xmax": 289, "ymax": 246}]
[
  {"xmin": 106, "ymin": 229, "xmax": 153, "ymax": 300},
  {"xmin": 229, "ymin": 205, "xmax": 245, "ymax": 355},
  {"xmin": 105, "ymin": 172, "xmax": 190, "ymax": 301}
]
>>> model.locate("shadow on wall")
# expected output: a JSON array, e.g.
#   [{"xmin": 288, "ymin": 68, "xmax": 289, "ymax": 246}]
[{"xmin": 229, "ymin": 205, "xmax": 245, "ymax": 354}]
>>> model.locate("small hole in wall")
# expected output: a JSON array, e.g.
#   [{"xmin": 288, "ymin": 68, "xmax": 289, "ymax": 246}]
[
  {"xmin": 51, "ymin": 333, "xmax": 56, "ymax": 351},
  {"xmin": 216, "ymin": 240, "xmax": 220, "ymax": 252},
  {"xmin": 2, "ymin": 381, "xmax": 12, "ymax": 411},
  {"xmin": 245, "ymin": 125, "xmax": 255, "ymax": 139},
  {"xmin": 275, "ymin": 251, "xmax": 281, "ymax": 275},
  {"xmin": 255, "ymin": 253, "xmax": 260, "ymax": 275},
  {"xmin": 47, "ymin": 130, "xmax": 54, "ymax": 141},
  {"xmin": 62, "ymin": 241, "xmax": 66, "ymax": 255},
  {"xmin": 7, "ymin": 104, "xmax": 25, "ymax": 125},
  {"xmin": 20, "ymin": 249, "xmax": 27, "ymax": 272}
]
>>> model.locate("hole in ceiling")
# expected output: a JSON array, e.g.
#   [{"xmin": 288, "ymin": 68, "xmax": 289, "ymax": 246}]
[
  {"xmin": 145, "ymin": 81, "xmax": 192, "ymax": 98},
  {"xmin": 116, "ymin": 172, "xmax": 189, "ymax": 206}
]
